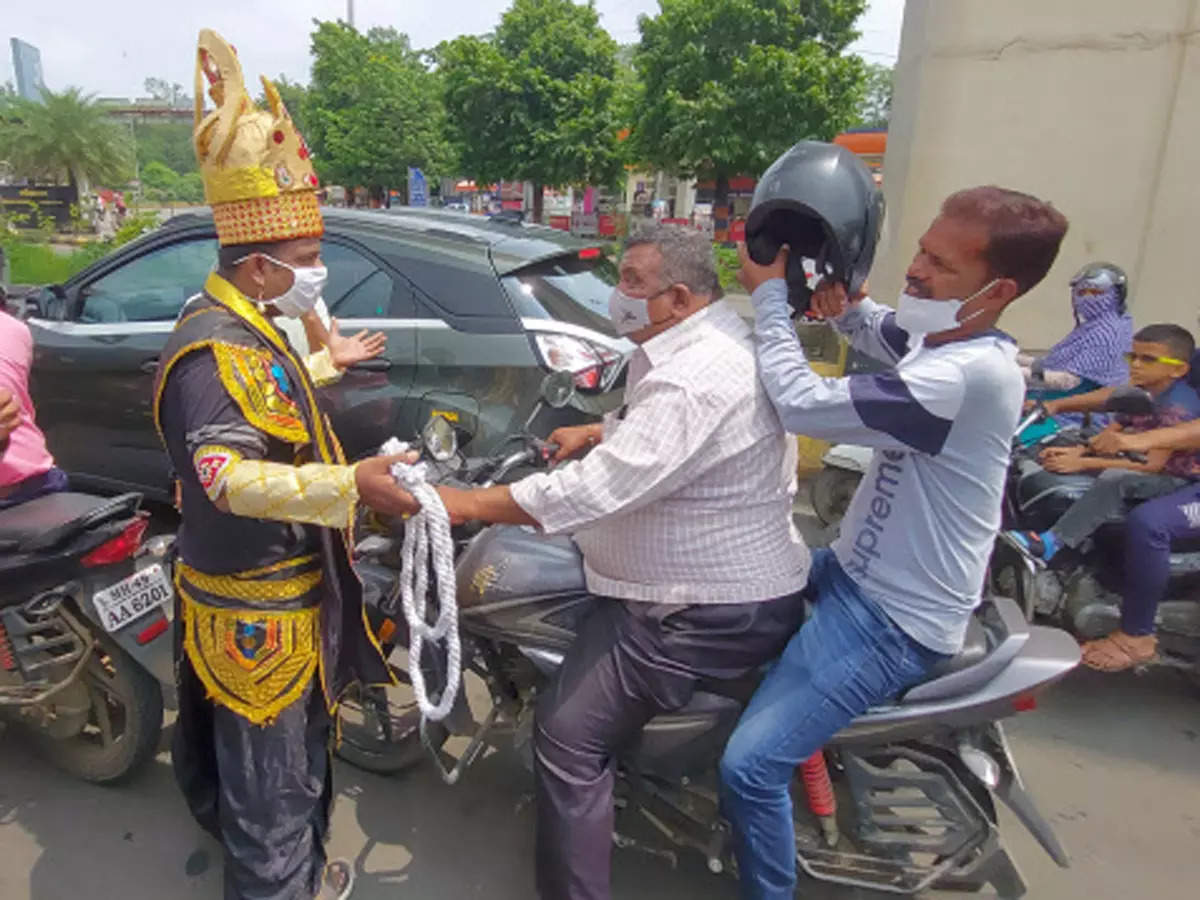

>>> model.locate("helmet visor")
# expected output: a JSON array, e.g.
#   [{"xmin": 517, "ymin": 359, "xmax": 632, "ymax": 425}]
[{"xmin": 1069, "ymin": 263, "xmax": 1124, "ymax": 291}]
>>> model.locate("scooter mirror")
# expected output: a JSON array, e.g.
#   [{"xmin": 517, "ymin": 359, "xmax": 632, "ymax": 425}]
[
  {"xmin": 1104, "ymin": 385, "xmax": 1155, "ymax": 417},
  {"xmin": 422, "ymin": 414, "xmax": 459, "ymax": 462},
  {"xmin": 540, "ymin": 371, "xmax": 576, "ymax": 409}
]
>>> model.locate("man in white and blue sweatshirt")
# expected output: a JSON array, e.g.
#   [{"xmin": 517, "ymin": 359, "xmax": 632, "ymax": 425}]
[{"xmin": 719, "ymin": 186, "xmax": 1070, "ymax": 900}]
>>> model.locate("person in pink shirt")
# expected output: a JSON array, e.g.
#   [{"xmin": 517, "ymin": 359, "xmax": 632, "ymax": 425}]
[{"xmin": 0, "ymin": 309, "xmax": 67, "ymax": 508}]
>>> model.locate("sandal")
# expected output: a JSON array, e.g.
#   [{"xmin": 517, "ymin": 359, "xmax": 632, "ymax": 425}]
[
  {"xmin": 316, "ymin": 859, "xmax": 355, "ymax": 900},
  {"xmin": 1006, "ymin": 530, "xmax": 1059, "ymax": 562},
  {"xmin": 1080, "ymin": 631, "xmax": 1157, "ymax": 672}
]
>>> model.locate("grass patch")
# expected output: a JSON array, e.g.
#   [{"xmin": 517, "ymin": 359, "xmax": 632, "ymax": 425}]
[
  {"xmin": 3, "ymin": 212, "xmax": 160, "ymax": 285},
  {"xmin": 4, "ymin": 241, "xmax": 107, "ymax": 284}
]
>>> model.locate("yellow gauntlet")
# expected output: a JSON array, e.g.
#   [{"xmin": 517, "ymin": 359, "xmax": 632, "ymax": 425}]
[
  {"xmin": 193, "ymin": 444, "xmax": 358, "ymax": 528},
  {"xmin": 304, "ymin": 347, "xmax": 342, "ymax": 387}
]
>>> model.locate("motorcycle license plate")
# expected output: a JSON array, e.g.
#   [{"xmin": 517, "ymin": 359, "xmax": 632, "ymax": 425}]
[{"xmin": 91, "ymin": 564, "xmax": 172, "ymax": 632}]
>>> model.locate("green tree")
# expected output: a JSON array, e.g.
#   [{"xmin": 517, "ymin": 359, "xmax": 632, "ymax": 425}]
[
  {"xmin": 854, "ymin": 62, "xmax": 893, "ymax": 129},
  {"xmin": 140, "ymin": 159, "xmax": 181, "ymax": 198},
  {"xmin": 304, "ymin": 21, "xmax": 453, "ymax": 204},
  {"xmin": 265, "ymin": 76, "xmax": 310, "ymax": 138},
  {"xmin": 137, "ymin": 160, "xmax": 204, "ymax": 203},
  {"xmin": 439, "ymin": 0, "xmax": 623, "ymax": 222},
  {"xmin": 627, "ymin": 0, "xmax": 868, "ymax": 212},
  {"xmin": 176, "ymin": 171, "xmax": 205, "ymax": 203},
  {"xmin": 613, "ymin": 42, "xmax": 639, "ymax": 135},
  {"xmin": 0, "ymin": 87, "xmax": 134, "ymax": 192},
  {"xmin": 132, "ymin": 120, "xmax": 196, "ymax": 174}
]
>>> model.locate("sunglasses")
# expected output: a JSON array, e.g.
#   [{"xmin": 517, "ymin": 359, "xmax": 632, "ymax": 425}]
[{"xmin": 1124, "ymin": 352, "xmax": 1185, "ymax": 366}]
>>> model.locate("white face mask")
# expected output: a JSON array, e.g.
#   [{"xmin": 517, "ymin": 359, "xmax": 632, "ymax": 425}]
[
  {"xmin": 608, "ymin": 288, "xmax": 654, "ymax": 335},
  {"xmin": 235, "ymin": 253, "xmax": 328, "ymax": 318},
  {"xmin": 894, "ymin": 279, "xmax": 999, "ymax": 337}
]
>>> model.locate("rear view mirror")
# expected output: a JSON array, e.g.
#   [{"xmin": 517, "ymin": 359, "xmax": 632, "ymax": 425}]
[
  {"xmin": 422, "ymin": 415, "xmax": 458, "ymax": 462},
  {"xmin": 41, "ymin": 284, "xmax": 69, "ymax": 321},
  {"xmin": 1104, "ymin": 385, "xmax": 1155, "ymax": 417}
]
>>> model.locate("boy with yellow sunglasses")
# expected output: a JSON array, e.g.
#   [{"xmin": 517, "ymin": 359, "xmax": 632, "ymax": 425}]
[{"xmin": 1010, "ymin": 323, "xmax": 1200, "ymax": 562}]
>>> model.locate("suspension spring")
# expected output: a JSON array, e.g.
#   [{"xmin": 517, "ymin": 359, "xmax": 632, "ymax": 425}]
[
  {"xmin": 800, "ymin": 749, "xmax": 839, "ymax": 847},
  {"xmin": 0, "ymin": 621, "xmax": 15, "ymax": 672}
]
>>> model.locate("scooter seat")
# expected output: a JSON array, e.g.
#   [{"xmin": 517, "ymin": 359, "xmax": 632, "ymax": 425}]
[
  {"xmin": 922, "ymin": 617, "xmax": 990, "ymax": 680},
  {"xmin": 0, "ymin": 492, "xmax": 141, "ymax": 554},
  {"xmin": 696, "ymin": 670, "xmax": 762, "ymax": 706},
  {"xmin": 1169, "ymin": 536, "xmax": 1200, "ymax": 554},
  {"xmin": 696, "ymin": 614, "xmax": 992, "ymax": 705}
]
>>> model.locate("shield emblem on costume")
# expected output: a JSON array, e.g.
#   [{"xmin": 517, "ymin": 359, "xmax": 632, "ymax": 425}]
[
  {"xmin": 182, "ymin": 600, "xmax": 320, "ymax": 724},
  {"xmin": 221, "ymin": 616, "xmax": 283, "ymax": 670},
  {"xmin": 235, "ymin": 621, "xmax": 268, "ymax": 660}
]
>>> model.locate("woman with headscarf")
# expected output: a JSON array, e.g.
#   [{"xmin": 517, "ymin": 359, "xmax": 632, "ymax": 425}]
[
  {"xmin": 1018, "ymin": 262, "xmax": 1133, "ymax": 437},
  {"xmin": 1021, "ymin": 262, "xmax": 1133, "ymax": 390}
]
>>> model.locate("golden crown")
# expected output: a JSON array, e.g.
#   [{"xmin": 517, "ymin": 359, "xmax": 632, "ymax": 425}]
[{"xmin": 193, "ymin": 29, "xmax": 323, "ymax": 246}]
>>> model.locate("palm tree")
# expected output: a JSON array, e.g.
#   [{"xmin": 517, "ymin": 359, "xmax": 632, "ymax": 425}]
[{"xmin": 0, "ymin": 87, "xmax": 134, "ymax": 194}]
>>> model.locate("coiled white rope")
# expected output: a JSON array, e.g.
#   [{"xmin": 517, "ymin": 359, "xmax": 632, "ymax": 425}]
[{"xmin": 380, "ymin": 438, "xmax": 460, "ymax": 723}]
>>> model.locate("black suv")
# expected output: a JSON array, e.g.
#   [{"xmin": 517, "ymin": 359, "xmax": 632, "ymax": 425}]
[{"xmin": 25, "ymin": 208, "xmax": 629, "ymax": 501}]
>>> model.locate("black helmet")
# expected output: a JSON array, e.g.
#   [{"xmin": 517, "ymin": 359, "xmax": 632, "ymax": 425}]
[
  {"xmin": 746, "ymin": 140, "xmax": 885, "ymax": 314},
  {"xmin": 1069, "ymin": 261, "xmax": 1128, "ymax": 313}
]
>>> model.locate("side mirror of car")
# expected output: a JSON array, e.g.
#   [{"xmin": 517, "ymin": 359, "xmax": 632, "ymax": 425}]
[
  {"xmin": 1104, "ymin": 385, "xmax": 1155, "ymax": 417},
  {"xmin": 38, "ymin": 284, "xmax": 69, "ymax": 321}
]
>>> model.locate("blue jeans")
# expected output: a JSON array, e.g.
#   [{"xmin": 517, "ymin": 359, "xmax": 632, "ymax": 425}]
[
  {"xmin": 1122, "ymin": 482, "xmax": 1200, "ymax": 635},
  {"xmin": 718, "ymin": 549, "xmax": 948, "ymax": 900}
]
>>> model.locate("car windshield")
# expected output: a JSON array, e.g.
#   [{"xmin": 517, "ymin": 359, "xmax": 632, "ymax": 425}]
[{"xmin": 502, "ymin": 254, "xmax": 618, "ymax": 338}]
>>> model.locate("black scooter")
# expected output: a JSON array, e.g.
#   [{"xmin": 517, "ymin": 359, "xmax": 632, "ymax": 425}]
[
  {"xmin": 0, "ymin": 490, "xmax": 176, "ymax": 782},
  {"xmin": 990, "ymin": 387, "xmax": 1200, "ymax": 682}
]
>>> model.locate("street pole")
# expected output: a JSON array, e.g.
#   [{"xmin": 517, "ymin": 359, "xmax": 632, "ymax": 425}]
[
  {"xmin": 347, "ymin": 0, "xmax": 355, "ymax": 27},
  {"xmin": 126, "ymin": 117, "xmax": 140, "ymax": 207}
]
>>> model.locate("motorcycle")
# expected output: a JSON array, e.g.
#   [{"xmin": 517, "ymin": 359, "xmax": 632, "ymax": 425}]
[
  {"xmin": 336, "ymin": 374, "xmax": 1081, "ymax": 898},
  {"xmin": 0, "ymin": 490, "xmax": 176, "ymax": 783},
  {"xmin": 990, "ymin": 388, "xmax": 1200, "ymax": 680}
]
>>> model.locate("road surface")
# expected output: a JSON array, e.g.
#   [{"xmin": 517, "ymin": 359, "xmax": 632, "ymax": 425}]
[{"xmin": 1, "ymin": 655, "xmax": 1197, "ymax": 899}]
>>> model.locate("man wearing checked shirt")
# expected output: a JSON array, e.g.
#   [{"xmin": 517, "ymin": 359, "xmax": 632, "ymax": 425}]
[{"xmin": 399, "ymin": 224, "xmax": 811, "ymax": 900}]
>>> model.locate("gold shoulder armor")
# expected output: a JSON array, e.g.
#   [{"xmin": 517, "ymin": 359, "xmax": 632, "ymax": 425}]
[{"xmin": 212, "ymin": 342, "xmax": 311, "ymax": 445}]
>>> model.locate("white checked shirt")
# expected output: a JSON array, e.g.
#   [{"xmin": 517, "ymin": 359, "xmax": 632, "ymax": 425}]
[{"xmin": 510, "ymin": 300, "xmax": 810, "ymax": 604}]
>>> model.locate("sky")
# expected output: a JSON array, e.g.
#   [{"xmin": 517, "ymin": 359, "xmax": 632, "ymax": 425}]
[{"xmin": 2, "ymin": 0, "xmax": 904, "ymax": 100}]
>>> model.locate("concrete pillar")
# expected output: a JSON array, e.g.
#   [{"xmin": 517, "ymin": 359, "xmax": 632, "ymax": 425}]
[{"xmin": 877, "ymin": 0, "xmax": 1200, "ymax": 347}]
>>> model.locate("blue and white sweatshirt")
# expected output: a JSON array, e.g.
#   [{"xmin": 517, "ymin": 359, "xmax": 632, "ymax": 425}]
[{"xmin": 752, "ymin": 280, "xmax": 1024, "ymax": 654}]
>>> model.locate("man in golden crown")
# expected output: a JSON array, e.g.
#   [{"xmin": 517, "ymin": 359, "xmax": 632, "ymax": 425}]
[{"xmin": 154, "ymin": 29, "xmax": 416, "ymax": 900}]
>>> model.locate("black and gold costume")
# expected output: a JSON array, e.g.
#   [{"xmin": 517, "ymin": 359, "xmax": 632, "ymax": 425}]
[
  {"xmin": 157, "ymin": 274, "xmax": 386, "ymax": 900},
  {"xmin": 157, "ymin": 273, "xmax": 390, "ymax": 898},
  {"xmin": 158, "ymin": 27, "xmax": 388, "ymax": 898}
]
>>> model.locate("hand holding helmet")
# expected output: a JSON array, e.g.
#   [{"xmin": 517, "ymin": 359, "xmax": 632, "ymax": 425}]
[
  {"xmin": 736, "ymin": 241, "xmax": 789, "ymax": 294},
  {"xmin": 743, "ymin": 141, "xmax": 885, "ymax": 316},
  {"xmin": 810, "ymin": 279, "xmax": 870, "ymax": 320},
  {"xmin": 737, "ymin": 241, "xmax": 867, "ymax": 322}
]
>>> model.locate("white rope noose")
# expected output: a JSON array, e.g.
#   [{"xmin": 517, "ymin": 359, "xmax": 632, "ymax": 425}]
[{"xmin": 381, "ymin": 438, "xmax": 460, "ymax": 723}]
